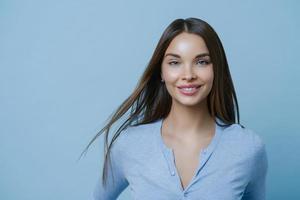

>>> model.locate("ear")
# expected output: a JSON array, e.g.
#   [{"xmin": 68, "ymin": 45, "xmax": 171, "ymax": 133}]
[{"xmin": 160, "ymin": 72, "xmax": 164, "ymax": 82}]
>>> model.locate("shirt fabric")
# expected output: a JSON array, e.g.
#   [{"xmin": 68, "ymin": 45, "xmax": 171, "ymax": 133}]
[{"xmin": 93, "ymin": 117, "xmax": 268, "ymax": 200}]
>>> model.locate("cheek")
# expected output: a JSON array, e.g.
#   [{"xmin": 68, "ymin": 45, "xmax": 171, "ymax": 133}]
[
  {"xmin": 161, "ymin": 66, "xmax": 179, "ymax": 82},
  {"xmin": 200, "ymin": 66, "xmax": 214, "ymax": 84}
]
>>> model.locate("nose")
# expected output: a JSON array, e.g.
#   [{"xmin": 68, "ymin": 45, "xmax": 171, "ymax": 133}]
[{"xmin": 182, "ymin": 65, "xmax": 196, "ymax": 81}]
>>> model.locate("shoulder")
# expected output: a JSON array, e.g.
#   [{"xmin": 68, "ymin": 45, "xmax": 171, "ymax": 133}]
[
  {"xmin": 219, "ymin": 123, "xmax": 267, "ymax": 159},
  {"xmin": 122, "ymin": 121, "xmax": 157, "ymax": 140},
  {"xmin": 111, "ymin": 120, "xmax": 158, "ymax": 152},
  {"xmin": 222, "ymin": 123, "xmax": 265, "ymax": 146},
  {"xmin": 223, "ymin": 124, "xmax": 269, "ymax": 181}
]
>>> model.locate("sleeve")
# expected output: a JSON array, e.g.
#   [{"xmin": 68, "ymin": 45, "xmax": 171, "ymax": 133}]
[
  {"xmin": 242, "ymin": 133, "xmax": 268, "ymax": 200},
  {"xmin": 93, "ymin": 142, "xmax": 129, "ymax": 200}
]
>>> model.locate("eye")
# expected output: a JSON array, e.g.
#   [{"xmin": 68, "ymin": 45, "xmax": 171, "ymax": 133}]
[
  {"xmin": 168, "ymin": 61, "xmax": 179, "ymax": 65},
  {"xmin": 196, "ymin": 59, "xmax": 211, "ymax": 65}
]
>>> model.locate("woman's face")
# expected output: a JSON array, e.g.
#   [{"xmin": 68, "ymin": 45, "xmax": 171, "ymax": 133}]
[{"xmin": 161, "ymin": 32, "xmax": 214, "ymax": 107}]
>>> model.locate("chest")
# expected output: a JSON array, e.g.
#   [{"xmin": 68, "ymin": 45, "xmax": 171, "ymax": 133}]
[
  {"xmin": 163, "ymin": 133, "xmax": 211, "ymax": 190},
  {"xmin": 122, "ymin": 134, "xmax": 250, "ymax": 200},
  {"xmin": 172, "ymin": 146, "xmax": 202, "ymax": 190}
]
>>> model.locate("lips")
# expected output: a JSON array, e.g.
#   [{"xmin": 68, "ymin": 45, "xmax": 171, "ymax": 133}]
[
  {"xmin": 177, "ymin": 84, "xmax": 201, "ymax": 96},
  {"xmin": 177, "ymin": 84, "xmax": 201, "ymax": 89}
]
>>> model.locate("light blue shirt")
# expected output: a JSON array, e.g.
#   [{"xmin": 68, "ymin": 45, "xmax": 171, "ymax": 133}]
[{"xmin": 93, "ymin": 117, "xmax": 268, "ymax": 200}]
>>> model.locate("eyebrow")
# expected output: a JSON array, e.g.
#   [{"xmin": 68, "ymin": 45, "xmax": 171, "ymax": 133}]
[{"xmin": 164, "ymin": 53, "xmax": 210, "ymax": 58}]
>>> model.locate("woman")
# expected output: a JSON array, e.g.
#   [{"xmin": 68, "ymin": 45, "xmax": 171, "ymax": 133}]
[{"xmin": 83, "ymin": 17, "xmax": 268, "ymax": 200}]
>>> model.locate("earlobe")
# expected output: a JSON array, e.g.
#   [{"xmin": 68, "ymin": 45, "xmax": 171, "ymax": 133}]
[{"xmin": 160, "ymin": 73, "xmax": 164, "ymax": 82}]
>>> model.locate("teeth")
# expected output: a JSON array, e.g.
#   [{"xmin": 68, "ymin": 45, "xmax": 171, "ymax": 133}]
[{"xmin": 182, "ymin": 87, "xmax": 195, "ymax": 91}]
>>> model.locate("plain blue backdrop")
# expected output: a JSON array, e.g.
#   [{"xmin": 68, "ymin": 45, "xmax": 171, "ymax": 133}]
[{"xmin": 1, "ymin": 0, "xmax": 299, "ymax": 199}]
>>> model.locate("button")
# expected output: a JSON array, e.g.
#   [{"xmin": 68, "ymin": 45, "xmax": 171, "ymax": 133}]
[
  {"xmin": 171, "ymin": 171, "xmax": 175, "ymax": 176},
  {"xmin": 183, "ymin": 192, "xmax": 188, "ymax": 197}
]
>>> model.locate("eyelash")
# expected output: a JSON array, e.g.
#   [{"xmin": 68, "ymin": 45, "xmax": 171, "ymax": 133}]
[
  {"xmin": 197, "ymin": 60, "xmax": 210, "ymax": 65},
  {"xmin": 168, "ymin": 61, "xmax": 179, "ymax": 65},
  {"xmin": 168, "ymin": 60, "xmax": 210, "ymax": 66}
]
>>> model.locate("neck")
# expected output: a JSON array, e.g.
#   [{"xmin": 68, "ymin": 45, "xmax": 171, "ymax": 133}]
[{"xmin": 164, "ymin": 99, "xmax": 215, "ymax": 138}]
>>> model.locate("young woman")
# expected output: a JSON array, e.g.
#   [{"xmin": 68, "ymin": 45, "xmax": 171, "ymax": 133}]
[{"xmin": 83, "ymin": 17, "xmax": 268, "ymax": 200}]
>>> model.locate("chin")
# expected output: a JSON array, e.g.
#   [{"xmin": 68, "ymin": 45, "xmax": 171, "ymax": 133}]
[{"xmin": 175, "ymin": 98, "xmax": 205, "ymax": 107}]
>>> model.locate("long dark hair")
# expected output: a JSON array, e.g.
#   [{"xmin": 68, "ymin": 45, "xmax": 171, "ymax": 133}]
[{"xmin": 80, "ymin": 17, "xmax": 243, "ymax": 188}]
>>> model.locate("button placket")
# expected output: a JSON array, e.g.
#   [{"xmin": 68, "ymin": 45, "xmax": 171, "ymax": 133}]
[
  {"xmin": 193, "ymin": 122, "xmax": 223, "ymax": 184},
  {"xmin": 166, "ymin": 148, "xmax": 177, "ymax": 176},
  {"xmin": 183, "ymin": 191, "xmax": 188, "ymax": 197},
  {"xmin": 169, "ymin": 148, "xmax": 188, "ymax": 192}
]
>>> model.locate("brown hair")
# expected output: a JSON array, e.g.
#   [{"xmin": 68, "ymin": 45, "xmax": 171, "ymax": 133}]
[{"xmin": 80, "ymin": 17, "xmax": 243, "ymax": 188}]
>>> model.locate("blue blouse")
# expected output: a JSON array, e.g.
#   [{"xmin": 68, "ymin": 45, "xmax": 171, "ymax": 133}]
[{"xmin": 93, "ymin": 118, "xmax": 268, "ymax": 200}]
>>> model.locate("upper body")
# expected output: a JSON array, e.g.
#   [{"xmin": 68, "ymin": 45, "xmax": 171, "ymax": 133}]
[
  {"xmin": 93, "ymin": 117, "xmax": 268, "ymax": 200},
  {"xmin": 92, "ymin": 18, "xmax": 268, "ymax": 200}
]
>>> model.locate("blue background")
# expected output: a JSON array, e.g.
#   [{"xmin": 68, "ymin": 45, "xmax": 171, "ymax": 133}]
[{"xmin": 1, "ymin": 0, "xmax": 299, "ymax": 199}]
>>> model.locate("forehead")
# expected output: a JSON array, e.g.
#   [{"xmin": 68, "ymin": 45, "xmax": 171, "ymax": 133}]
[{"xmin": 164, "ymin": 32, "xmax": 209, "ymax": 57}]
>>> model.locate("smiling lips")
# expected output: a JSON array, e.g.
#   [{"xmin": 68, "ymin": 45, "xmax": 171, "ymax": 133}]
[{"xmin": 177, "ymin": 84, "xmax": 201, "ymax": 96}]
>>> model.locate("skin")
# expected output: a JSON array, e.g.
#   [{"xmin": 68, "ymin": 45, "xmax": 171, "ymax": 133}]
[{"xmin": 160, "ymin": 32, "xmax": 216, "ymax": 190}]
